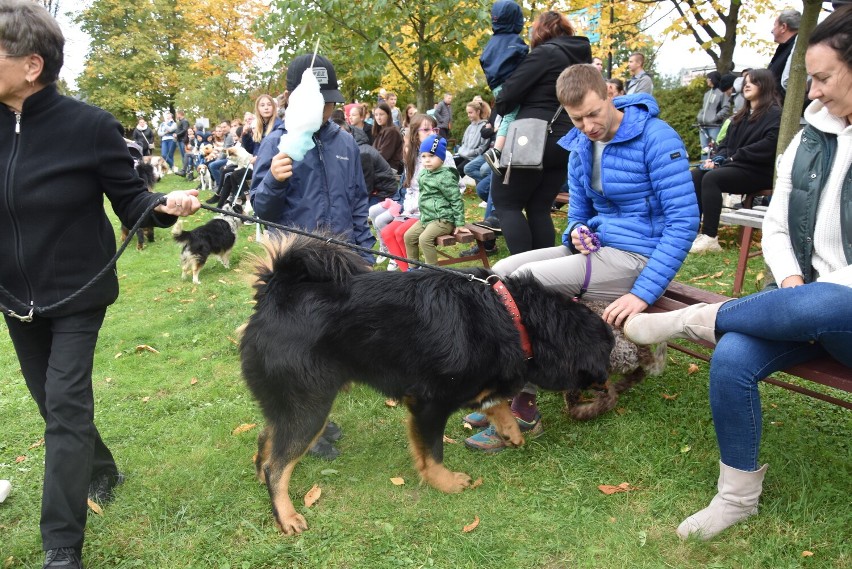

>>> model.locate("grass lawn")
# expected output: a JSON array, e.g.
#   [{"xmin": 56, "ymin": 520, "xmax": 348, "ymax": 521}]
[{"xmin": 1, "ymin": 173, "xmax": 849, "ymax": 568}]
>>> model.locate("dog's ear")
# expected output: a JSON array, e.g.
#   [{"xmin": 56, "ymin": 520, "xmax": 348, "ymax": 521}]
[{"xmin": 232, "ymin": 203, "xmax": 244, "ymax": 215}]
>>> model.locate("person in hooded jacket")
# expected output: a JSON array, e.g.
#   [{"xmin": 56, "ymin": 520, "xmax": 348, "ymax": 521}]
[
  {"xmin": 465, "ymin": 64, "xmax": 698, "ymax": 452},
  {"xmin": 696, "ymin": 71, "xmax": 729, "ymax": 159},
  {"xmin": 489, "ymin": 9, "xmax": 592, "ymax": 254}
]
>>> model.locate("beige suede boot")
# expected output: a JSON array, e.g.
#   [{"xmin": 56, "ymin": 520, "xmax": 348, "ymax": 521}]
[
  {"xmin": 623, "ymin": 302, "xmax": 723, "ymax": 345},
  {"xmin": 676, "ymin": 461, "xmax": 768, "ymax": 541}
]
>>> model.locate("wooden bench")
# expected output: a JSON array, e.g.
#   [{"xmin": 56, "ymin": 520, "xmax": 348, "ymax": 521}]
[
  {"xmin": 651, "ymin": 281, "xmax": 852, "ymax": 409},
  {"xmin": 551, "ymin": 192, "xmax": 569, "ymax": 215},
  {"xmin": 434, "ymin": 223, "xmax": 496, "ymax": 268},
  {"xmin": 719, "ymin": 206, "xmax": 767, "ymax": 296}
]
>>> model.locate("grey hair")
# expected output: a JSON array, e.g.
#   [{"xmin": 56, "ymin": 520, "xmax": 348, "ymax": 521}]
[
  {"xmin": 777, "ymin": 9, "xmax": 801, "ymax": 31},
  {"xmin": 0, "ymin": 0, "xmax": 64, "ymax": 84}
]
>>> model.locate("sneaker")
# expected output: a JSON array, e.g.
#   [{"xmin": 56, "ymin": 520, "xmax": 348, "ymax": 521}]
[
  {"xmin": 386, "ymin": 260, "xmax": 398, "ymax": 271},
  {"xmin": 88, "ymin": 471, "xmax": 124, "ymax": 505},
  {"xmin": 307, "ymin": 437, "xmax": 339, "ymax": 461},
  {"xmin": 462, "ymin": 411, "xmax": 489, "ymax": 428},
  {"xmin": 477, "ymin": 201, "xmax": 488, "ymax": 208},
  {"xmin": 690, "ymin": 234, "xmax": 723, "ymax": 254},
  {"xmin": 483, "ymin": 148, "xmax": 502, "ymax": 175},
  {"xmin": 459, "ymin": 244, "xmax": 480, "ymax": 258},
  {"xmin": 461, "ymin": 175, "xmax": 477, "ymax": 187},
  {"xmin": 464, "ymin": 413, "xmax": 543, "ymax": 453},
  {"xmin": 323, "ymin": 421, "xmax": 342, "ymax": 442},
  {"xmin": 43, "ymin": 547, "xmax": 82, "ymax": 569},
  {"xmin": 375, "ymin": 245, "xmax": 388, "ymax": 264}
]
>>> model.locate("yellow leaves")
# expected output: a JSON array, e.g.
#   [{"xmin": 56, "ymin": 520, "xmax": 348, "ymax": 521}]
[
  {"xmin": 687, "ymin": 363, "xmax": 701, "ymax": 375},
  {"xmin": 598, "ymin": 482, "xmax": 635, "ymax": 495},
  {"xmin": 29, "ymin": 438, "xmax": 44, "ymax": 450},
  {"xmin": 390, "ymin": 477, "xmax": 405, "ymax": 486},
  {"xmin": 661, "ymin": 393, "xmax": 679, "ymax": 400},
  {"xmin": 232, "ymin": 423, "xmax": 257, "ymax": 435},
  {"xmin": 802, "ymin": 551, "xmax": 814, "ymax": 557},
  {"xmin": 190, "ymin": 377, "xmax": 199, "ymax": 386},
  {"xmin": 442, "ymin": 435, "xmax": 457, "ymax": 444},
  {"xmin": 462, "ymin": 515, "xmax": 480, "ymax": 533},
  {"xmin": 14, "ymin": 456, "xmax": 25, "ymax": 464},
  {"xmin": 135, "ymin": 344, "xmax": 160, "ymax": 354},
  {"xmin": 87, "ymin": 499, "xmax": 103, "ymax": 516},
  {"xmin": 470, "ymin": 477, "xmax": 483, "ymax": 490},
  {"xmin": 303, "ymin": 484, "xmax": 321, "ymax": 507}
]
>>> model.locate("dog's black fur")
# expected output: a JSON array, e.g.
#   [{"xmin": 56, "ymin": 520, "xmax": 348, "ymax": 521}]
[
  {"xmin": 121, "ymin": 162, "xmax": 157, "ymax": 249},
  {"xmin": 171, "ymin": 203, "xmax": 242, "ymax": 283},
  {"xmin": 240, "ymin": 233, "xmax": 615, "ymax": 535}
]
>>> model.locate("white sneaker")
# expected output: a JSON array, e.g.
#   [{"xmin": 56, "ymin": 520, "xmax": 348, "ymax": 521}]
[
  {"xmin": 387, "ymin": 260, "xmax": 398, "ymax": 271},
  {"xmin": 375, "ymin": 245, "xmax": 388, "ymax": 264},
  {"xmin": 478, "ymin": 201, "xmax": 488, "ymax": 208},
  {"xmin": 461, "ymin": 175, "xmax": 476, "ymax": 187},
  {"xmin": 690, "ymin": 234, "xmax": 723, "ymax": 254}
]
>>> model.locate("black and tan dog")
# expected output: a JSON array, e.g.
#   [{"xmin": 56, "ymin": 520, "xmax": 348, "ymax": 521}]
[
  {"xmin": 240, "ymin": 233, "xmax": 615, "ymax": 535},
  {"xmin": 171, "ymin": 203, "xmax": 242, "ymax": 284}
]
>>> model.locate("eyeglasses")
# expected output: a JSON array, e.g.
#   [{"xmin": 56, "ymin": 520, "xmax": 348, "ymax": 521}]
[
  {"xmin": 0, "ymin": 53, "xmax": 23, "ymax": 60},
  {"xmin": 418, "ymin": 127, "xmax": 439, "ymax": 133}
]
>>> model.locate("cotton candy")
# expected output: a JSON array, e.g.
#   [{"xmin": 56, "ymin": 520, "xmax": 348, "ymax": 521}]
[{"xmin": 278, "ymin": 68, "xmax": 325, "ymax": 161}]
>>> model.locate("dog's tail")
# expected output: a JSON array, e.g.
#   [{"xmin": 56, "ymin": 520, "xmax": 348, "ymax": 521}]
[
  {"xmin": 253, "ymin": 232, "xmax": 371, "ymax": 294},
  {"xmin": 171, "ymin": 219, "xmax": 188, "ymax": 241}
]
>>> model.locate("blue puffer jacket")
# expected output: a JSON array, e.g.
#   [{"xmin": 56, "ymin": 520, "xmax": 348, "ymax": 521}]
[
  {"xmin": 250, "ymin": 120, "xmax": 375, "ymax": 263},
  {"xmin": 559, "ymin": 94, "xmax": 699, "ymax": 304},
  {"xmin": 480, "ymin": 0, "xmax": 528, "ymax": 90}
]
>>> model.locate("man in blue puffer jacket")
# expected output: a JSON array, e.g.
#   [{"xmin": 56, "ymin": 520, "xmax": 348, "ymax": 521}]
[
  {"xmin": 250, "ymin": 54, "xmax": 375, "ymax": 268},
  {"xmin": 468, "ymin": 64, "xmax": 698, "ymax": 451}
]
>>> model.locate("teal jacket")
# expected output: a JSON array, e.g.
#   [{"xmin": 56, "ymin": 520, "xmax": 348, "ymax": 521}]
[
  {"xmin": 417, "ymin": 166, "xmax": 465, "ymax": 227},
  {"xmin": 788, "ymin": 124, "xmax": 852, "ymax": 283}
]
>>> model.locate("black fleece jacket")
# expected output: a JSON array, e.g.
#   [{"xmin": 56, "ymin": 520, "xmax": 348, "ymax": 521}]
[
  {"xmin": 715, "ymin": 105, "xmax": 782, "ymax": 175},
  {"xmin": 0, "ymin": 85, "xmax": 175, "ymax": 318}
]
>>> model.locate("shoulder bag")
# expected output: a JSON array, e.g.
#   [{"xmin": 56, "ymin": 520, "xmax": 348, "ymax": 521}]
[{"xmin": 499, "ymin": 106, "xmax": 563, "ymax": 184}]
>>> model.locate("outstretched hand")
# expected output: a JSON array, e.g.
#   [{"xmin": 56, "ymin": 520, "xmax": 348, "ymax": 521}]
[
  {"xmin": 155, "ymin": 190, "xmax": 201, "ymax": 217},
  {"xmin": 602, "ymin": 293, "xmax": 648, "ymax": 327}
]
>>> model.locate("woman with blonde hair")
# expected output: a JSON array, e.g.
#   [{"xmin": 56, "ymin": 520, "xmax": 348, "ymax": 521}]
[{"xmin": 242, "ymin": 94, "xmax": 279, "ymax": 155}]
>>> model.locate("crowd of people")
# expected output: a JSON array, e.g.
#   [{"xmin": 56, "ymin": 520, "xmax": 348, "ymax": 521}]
[{"xmin": 2, "ymin": 0, "xmax": 851, "ymax": 566}]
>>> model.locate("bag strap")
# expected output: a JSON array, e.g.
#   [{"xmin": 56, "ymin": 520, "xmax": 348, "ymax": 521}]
[{"xmin": 547, "ymin": 106, "xmax": 563, "ymax": 134}]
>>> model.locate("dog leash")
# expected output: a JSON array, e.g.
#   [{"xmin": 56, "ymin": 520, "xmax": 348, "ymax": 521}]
[{"xmin": 574, "ymin": 226, "xmax": 601, "ymax": 301}]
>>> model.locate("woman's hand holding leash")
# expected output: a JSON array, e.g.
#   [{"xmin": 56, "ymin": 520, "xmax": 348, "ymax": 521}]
[{"xmin": 156, "ymin": 190, "xmax": 201, "ymax": 217}]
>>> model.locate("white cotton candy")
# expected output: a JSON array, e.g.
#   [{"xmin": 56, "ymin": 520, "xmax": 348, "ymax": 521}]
[{"xmin": 278, "ymin": 68, "xmax": 325, "ymax": 161}]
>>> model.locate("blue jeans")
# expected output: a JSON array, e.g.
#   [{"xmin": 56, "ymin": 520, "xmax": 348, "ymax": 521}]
[
  {"xmin": 161, "ymin": 139, "xmax": 176, "ymax": 170},
  {"xmin": 177, "ymin": 139, "xmax": 187, "ymax": 169},
  {"xmin": 476, "ymin": 173, "xmax": 494, "ymax": 219},
  {"xmin": 464, "ymin": 155, "xmax": 489, "ymax": 183},
  {"xmin": 710, "ymin": 283, "xmax": 852, "ymax": 471},
  {"xmin": 208, "ymin": 158, "xmax": 228, "ymax": 189}
]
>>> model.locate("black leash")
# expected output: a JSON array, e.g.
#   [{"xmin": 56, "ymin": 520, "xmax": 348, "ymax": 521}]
[{"xmin": 0, "ymin": 199, "xmax": 489, "ymax": 322}]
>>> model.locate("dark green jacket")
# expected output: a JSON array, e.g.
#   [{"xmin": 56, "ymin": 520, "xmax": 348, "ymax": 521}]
[
  {"xmin": 417, "ymin": 166, "xmax": 465, "ymax": 227},
  {"xmin": 788, "ymin": 124, "xmax": 852, "ymax": 283}
]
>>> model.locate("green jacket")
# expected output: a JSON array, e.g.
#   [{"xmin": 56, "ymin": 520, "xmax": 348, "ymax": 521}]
[
  {"xmin": 417, "ymin": 166, "xmax": 466, "ymax": 227},
  {"xmin": 789, "ymin": 124, "xmax": 852, "ymax": 283}
]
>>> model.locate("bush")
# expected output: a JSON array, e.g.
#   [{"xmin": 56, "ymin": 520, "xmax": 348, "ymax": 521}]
[{"xmin": 655, "ymin": 78, "xmax": 706, "ymax": 161}]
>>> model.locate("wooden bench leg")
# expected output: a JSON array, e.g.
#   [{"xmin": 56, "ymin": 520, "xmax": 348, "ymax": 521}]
[{"xmin": 733, "ymin": 226, "xmax": 753, "ymax": 296}]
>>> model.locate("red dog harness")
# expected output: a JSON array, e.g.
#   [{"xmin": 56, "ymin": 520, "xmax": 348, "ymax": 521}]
[{"xmin": 490, "ymin": 278, "xmax": 534, "ymax": 359}]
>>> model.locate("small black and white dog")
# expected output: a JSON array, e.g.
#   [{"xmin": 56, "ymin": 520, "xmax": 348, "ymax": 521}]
[{"xmin": 171, "ymin": 203, "xmax": 242, "ymax": 284}]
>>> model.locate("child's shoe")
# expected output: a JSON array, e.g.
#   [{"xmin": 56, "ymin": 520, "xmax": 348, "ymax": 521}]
[{"xmin": 464, "ymin": 413, "xmax": 543, "ymax": 453}]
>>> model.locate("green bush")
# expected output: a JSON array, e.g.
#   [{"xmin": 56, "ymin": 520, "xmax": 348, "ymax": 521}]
[{"xmin": 655, "ymin": 78, "xmax": 706, "ymax": 161}]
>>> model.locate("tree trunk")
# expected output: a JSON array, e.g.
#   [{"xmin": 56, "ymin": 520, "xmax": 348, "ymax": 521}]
[{"xmin": 777, "ymin": 0, "xmax": 822, "ymax": 156}]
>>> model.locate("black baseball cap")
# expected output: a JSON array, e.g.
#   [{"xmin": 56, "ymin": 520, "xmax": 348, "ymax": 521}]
[{"xmin": 286, "ymin": 54, "xmax": 345, "ymax": 104}]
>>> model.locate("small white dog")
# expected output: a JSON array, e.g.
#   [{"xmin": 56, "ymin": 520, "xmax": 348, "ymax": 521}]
[{"xmin": 196, "ymin": 163, "xmax": 214, "ymax": 193}]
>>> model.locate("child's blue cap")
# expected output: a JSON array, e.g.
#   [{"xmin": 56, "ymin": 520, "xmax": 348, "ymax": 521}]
[{"xmin": 419, "ymin": 135, "xmax": 447, "ymax": 162}]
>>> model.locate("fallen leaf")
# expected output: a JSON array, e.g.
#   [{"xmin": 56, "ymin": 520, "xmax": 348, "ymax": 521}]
[
  {"xmin": 178, "ymin": 299, "xmax": 195, "ymax": 304},
  {"xmin": 15, "ymin": 456, "xmax": 25, "ymax": 463},
  {"xmin": 227, "ymin": 336, "xmax": 239, "ymax": 346},
  {"xmin": 609, "ymin": 517, "xmax": 617, "ymax": 523},
  {"xmin": 662, "ymin": 393, "xmax": 678, "ymax": 400},
  {"xmin": 755, "ymin": 271, "xmax": 764, "ymax": 282},
  {"xmin": 232, "ymin": 423, "xmax": 257, "ymax": 435},
  {"xmin": 135, "ymin": 344, "xmax": 160, "ymax": 354},
  {"xmin": 711, "ymin": 270, "xmax": 724, "ymax": 278},
  {"xmin": 114, "ymin": 353, "xmax": 123, "ymax": 359},
  {"xmin": 443, "ymin": 435, "xmax": 457, "ymax": 444},
  {"xmin": 770, "ymin": 421, "xmax": 784, "ymax": 426},
  {"xmin": 770, "ymin": 403, "xmax": 778, "ymax": 409},
  {"xmin": 141, "ymin": 396, "xmax": 150, "ymax": 403},
  {"xmin": 218, "ymin": 279, "xmax": 228, "ymax": 285},
  {"xmin": 104, "ymin": 377, "xmax": 112, "ymax": 383},
  {"xmin": 714, "ymin": 281, "xmax": 730, "ymax": 287},
  {"xmin": 390, "ymin": 477, "xmax": 405, "ymax": 486},
  {"xmin": 303, "ymin": 484, "xmax": 321, "ymax": 507},
  {"xmin": 247, "ymin": 235, "xmax": 256, "ymax": 243},
  {"xmin": 689, "ymin": 273, "xmax": 710, "ymax": 282},
  {"xmin": 802, "ymin": 551, "xmax": 814, "ymax": 557},
  {"xmin": 87, "ymin": 499, "xmax": 103, "ymax": 515},
  {"xmin": 385, "ymin": 399, "xmax": 398, "ymax": 407},
  {"xmin": 598, "ymin": 482, "xmax": 634, "ymax": 495},
  {"xmin": 615, "ymin": 407, "xmax": 627, "ymax": 415},
  {"xmin": 208, "ymin": 294, "xmax": 218, "ymax": 300},
  {"xmin": 462, "ymin": 422, "xmax": 474, "ymax": 430},
  {"xmin": 470, "ymin": 477, "xmax": 484, "ymax": 489},
  {"xmin": 4, "ymin": 556, "xmax": 15, "ymax": 569},
  {"xmin": 687, "ymin": 363, "xmax": 700, "ymax": 375},
  {"xmin": 190, "ymin": 378, "xmax": 198, "ymax": 385},
  {"xmin": 680, "ymin": 445, "xmax": 691, "ymax": 453},
  {"xmin": 28, "ymin": 438, "xmax": 44, "ymax": 449},
  {"xmin": 462, "ymin": 516, "xmax": 480, "ymax": 533}
]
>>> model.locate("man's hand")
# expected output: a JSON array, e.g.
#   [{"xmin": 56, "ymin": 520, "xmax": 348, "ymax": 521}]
[
  {"xmin": 780, "ymin": 275, "xmax": 805, "ymax": 288},
  {"xmin": 270, "ymin": 153, "xmax": 293, "ymax": 182},
  {"xmin": 155, "ymin": 190, "xmax": 201, "ymax": 217},
  {"xmin": 571, "ymin": 226, "xmax": 595, "ymax": 255},
  {"xmin": 602, "ymin": 293, "xmax": 648, "ymax": 327}
]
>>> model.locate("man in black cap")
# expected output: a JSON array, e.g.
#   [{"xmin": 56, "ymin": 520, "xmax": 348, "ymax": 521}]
[{"xmin": 249, "ymin": 53, "xmax": 375, "ymax": 459}]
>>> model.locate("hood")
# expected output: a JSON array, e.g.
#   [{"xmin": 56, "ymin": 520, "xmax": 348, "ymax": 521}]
[
  {"xmin": 558, "ymin": 93, "xmax": 659, "ymax": 152},
  {"xmin": 491, "ymin": 0, "xmax": 524, "ymax": 34},
  {"xmin": 351, "ymin": 125, "xmax": 371, "ymax": 146},
  {"xmin": 804, "ymin": 100, "xmax": 852, "ymax": 136}
]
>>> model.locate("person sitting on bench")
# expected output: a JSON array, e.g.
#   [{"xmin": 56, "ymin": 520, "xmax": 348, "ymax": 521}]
[{"xmin": 624, "ymin": 5, "xmax": 852, "ymax": 541}]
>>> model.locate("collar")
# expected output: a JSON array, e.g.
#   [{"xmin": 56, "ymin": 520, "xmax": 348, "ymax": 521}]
[{"xmin": 491, "ymin": 278, "xmax": 533, "ymax": 359}]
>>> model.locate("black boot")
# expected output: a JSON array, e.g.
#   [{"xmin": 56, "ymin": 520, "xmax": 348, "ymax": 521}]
[{"xmin": 43, "ymin": 548, "xmax": 82, "ymax": 568}]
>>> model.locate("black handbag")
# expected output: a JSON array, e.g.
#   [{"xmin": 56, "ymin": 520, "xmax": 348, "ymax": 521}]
[{"xmin": 499, "ymin": 106, "xmax": 563, "ymax": 183}]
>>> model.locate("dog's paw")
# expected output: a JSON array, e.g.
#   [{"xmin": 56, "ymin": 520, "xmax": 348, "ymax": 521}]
[
  {"xmin": 448, "ymin": 471, "xmax": 473, "ymax": 493},
  {"xmin": 426, "ymin": 466, "xmax": 472, "ymax": 493},
  {"xmin": 276, "ymin": 512, "xmax": 308, "ymax": 535}
]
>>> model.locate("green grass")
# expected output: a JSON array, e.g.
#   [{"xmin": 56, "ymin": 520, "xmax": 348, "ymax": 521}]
[{"xmin": 1, "ymin": 175, "xmax": 850, "ymax": 568}]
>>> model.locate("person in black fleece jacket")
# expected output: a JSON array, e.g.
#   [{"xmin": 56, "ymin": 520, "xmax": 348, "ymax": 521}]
[{"xmin": 0, "ymin": 2, "xmax": 200, "ymax": 566}]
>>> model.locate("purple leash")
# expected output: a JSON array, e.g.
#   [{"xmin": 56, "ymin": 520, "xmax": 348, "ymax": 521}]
[{"xmin": 575, "ymin": 226, "xmax": 600, "ymax": 300}]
